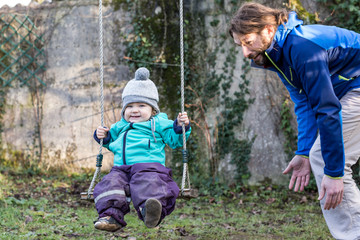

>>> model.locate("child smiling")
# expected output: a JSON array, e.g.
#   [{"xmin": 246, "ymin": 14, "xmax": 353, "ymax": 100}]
[{"xmin": 92, "ymin": 67, "xmax": 191, "ymax": 232}]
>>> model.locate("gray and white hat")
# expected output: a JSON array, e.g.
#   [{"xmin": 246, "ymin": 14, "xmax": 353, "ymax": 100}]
[{"xmin": 121, "ymin": 67, "xmax": 160, "ymax": 118}]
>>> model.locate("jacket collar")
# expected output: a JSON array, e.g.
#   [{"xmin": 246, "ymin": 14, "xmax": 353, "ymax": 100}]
[
  {"xmin": 252, "ymin": 12, "xmax": 303, "ymax": 69},
  {"xmin": 267, "ymin": 11, "xmax": 303, "ymax": 52}
]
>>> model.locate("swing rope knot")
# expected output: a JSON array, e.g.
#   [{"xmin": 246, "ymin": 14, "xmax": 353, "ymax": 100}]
[
  {"xmin": 182, "ymin": 150, "xmax": 188, "ymax": 163},
  {"xmin": 96, "ymin": 154, "xmax": 103, "ymax": 167}
]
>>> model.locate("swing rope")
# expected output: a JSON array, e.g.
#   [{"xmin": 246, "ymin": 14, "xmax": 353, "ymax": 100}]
[
  {"xmin": 179, "ymin": 0, "xmax": 191, "ymax": 195},
  {"xmin": 83, "ymin": 0, "xmax": 193, "ymax": 200},
  {"xmin": 86, "ymin": 0, "xmax": 104, "ymax": 199}
]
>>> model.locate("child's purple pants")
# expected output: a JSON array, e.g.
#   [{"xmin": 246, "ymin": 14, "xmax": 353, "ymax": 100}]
[{"xmin": 93, "ymin": 162, "xmax": 179, "ymax": 227}]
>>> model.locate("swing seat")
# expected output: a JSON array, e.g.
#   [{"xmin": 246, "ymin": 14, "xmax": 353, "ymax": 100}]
[
  {"xmin": 178, "ymin": 188, "xmax": 199, "ymax": 199},
  {"xmin": 80, "ymin": 192, "xmax": 94, "ymax": 201}
]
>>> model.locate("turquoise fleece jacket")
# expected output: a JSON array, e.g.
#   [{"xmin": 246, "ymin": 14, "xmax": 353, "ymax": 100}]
[{"xmin": 95, "ymin": 113, "xmax": 191, "ymax": 166}]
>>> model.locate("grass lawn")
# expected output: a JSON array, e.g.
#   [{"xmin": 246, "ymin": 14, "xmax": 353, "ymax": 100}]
[{"xmin": 0, "ymin": 168, "xmax": 332, "ymax": 240}]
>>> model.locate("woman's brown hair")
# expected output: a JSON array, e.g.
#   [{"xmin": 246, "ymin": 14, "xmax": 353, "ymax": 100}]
[{"xmin": 229, "ymin": 2, "xmax": 288, "ymax": 37}]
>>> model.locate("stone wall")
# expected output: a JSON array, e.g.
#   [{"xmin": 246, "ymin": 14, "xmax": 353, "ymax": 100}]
[
  {"xmin": 0, "ymin": 0, "xmax": 131, "ymax": 169},
  {"xmin": 202, "ymin": 0, "xmax": 293, "ymax": 184},
  {"xmin": 0, "ymin": 0, "xmax": 328, "ymax": 184}
]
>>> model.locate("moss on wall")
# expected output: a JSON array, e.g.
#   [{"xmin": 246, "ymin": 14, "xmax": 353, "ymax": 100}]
[{"xmin": 288, "ymin": 0, "xmax": 319, "ymax": 23}]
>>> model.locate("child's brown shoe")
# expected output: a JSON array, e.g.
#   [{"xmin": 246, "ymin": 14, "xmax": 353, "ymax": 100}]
[{"xmin": 94, "ymin": 216, "xmax": 122, "ymax": 232}]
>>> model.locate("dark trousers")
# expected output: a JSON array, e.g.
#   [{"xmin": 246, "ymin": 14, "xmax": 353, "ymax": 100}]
[{"xmin": 93, "ymin": 162, "xmax": 179, "ymax": 226}]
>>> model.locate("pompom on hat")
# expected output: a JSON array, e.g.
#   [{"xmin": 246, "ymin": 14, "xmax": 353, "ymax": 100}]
[{"xmin": 121, "ymin": 67, "xmax": 160, "ymax": 118}]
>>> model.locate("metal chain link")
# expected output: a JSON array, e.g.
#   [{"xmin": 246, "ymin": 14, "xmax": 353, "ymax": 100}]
[{"xmin": 87, "ymin": 0, "xmax": 104, "ymax": 198}]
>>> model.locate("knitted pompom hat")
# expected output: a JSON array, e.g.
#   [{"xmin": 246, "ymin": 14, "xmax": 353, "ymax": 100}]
[{"xmin": 121, "ymin": 67, "xmax": 160, "ymax": 118}]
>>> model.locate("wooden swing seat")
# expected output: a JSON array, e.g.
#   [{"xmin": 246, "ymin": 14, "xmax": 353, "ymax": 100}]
[
  {"xmin": 178, "ymin": 188, "xmax": 199, "ymax": 199},
  {"xmin": 81, "ymin": 188, "xmax": 198, "ymax": 201},
  {"xmin": 80, "ymin": 192, "xmax": 94, "ymax": 201}
]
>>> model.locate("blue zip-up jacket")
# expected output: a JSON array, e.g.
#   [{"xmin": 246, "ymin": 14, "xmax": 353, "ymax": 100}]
[
  {"xmin": 257, "ymin": 12, "xmax": 360, "ymax": 178},
  {"xmin": 94, "ymin": 112, "xmax": 191, "ymax": 166}
]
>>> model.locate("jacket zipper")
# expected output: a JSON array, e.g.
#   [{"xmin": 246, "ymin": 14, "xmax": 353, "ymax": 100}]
[
  {"xmin": 122, "ymin": 131, "xmax": 128, "ymax": 165},
  {"xmin": 338, "ymin": 75, "xmax": 354, "ymax": 81},
  {"xmin": 264, "ymin": 52, "xmax": 296, "ymax": 88},
  {"xmin": 122, "ymin": 123, "xmax": 134, "ymax": 165}
]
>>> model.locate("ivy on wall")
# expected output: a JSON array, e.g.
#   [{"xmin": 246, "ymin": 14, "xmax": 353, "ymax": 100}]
[
  {"xmin": 0, "ymin": 88, "xmax": 5, "ymax": 148},
  {"xmin": 0, "ymin": 14, "xmax": 45, "ymax": 171},
  {"xmin": 113, "ymin": 0, "xmax": 360, "ymax": 187},
  {"xmin": 317, "ymin": 0, "xmax": 360, "ymax": 31},
  {"xmin": 221, "ymin": 55, "xmax": 255, "ymax": 182},
  {"xmin": 280, "ymin": 97, "xmax": 297, "ymax": 159},
  {"xmin": 113, "ymin": 0, "xmax": 254, "ymax": 191}
]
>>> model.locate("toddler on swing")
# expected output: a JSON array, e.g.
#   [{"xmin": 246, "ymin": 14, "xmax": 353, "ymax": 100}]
[{"xmin": 93, "ymin": 67, "xmax": 191, "ymax": 232}]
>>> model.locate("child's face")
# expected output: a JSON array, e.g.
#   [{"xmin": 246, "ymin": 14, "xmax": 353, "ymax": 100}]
[{"xmin": 124, "ymin": 102, "xmax": 153, "ymax": 123}]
